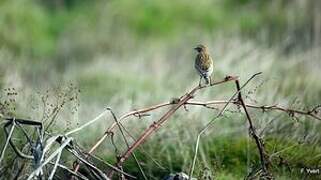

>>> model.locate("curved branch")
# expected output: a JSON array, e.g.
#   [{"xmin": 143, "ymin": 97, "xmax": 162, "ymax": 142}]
[{"xmin": 106, "ymin": 75, "xmax": 239, "ymax": 178}]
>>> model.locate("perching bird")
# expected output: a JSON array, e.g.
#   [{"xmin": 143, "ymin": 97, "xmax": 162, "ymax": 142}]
[{"xmin": 194, "ymin": 44, "xmax": 213, "ymax": 86}]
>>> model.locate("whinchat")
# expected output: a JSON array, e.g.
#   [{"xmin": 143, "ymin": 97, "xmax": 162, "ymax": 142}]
[{"xmin": 194, "ymin": 44, "xmax": 213, "ymax": 86}]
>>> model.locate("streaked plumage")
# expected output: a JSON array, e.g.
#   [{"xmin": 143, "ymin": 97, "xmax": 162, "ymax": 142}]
[{"xmin": 194, "ymin": 44, "xmax": 213, "ymax": 86}]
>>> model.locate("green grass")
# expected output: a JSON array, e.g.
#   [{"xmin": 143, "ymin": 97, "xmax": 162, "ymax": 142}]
[
  {"xmin": 107, "ymin": 135, "xmax": 321, "ymax": 179},
  {"xmin": 0, "ymin": 0, "xmax": 317, "ymax": 58}
]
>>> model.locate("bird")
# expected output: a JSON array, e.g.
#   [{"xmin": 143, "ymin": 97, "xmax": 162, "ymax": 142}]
[{"xmin": 194, "ymin": 44, "xmax": 213, "ymax": 86}]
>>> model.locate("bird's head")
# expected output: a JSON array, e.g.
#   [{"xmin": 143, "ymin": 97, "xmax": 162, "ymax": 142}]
[{"xmin": 194, "ymin": 44, "xmax": 207, "ymax": 53}]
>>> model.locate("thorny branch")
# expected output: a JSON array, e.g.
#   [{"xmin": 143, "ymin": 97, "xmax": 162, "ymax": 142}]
[
  {"xmin": 107, "ymin": 75, "xmax": 239, "ymax": 178},
  {"xmin": 84, "ymin": 99, "xmax": 321, "ymax": 169},
  {"xmin": 107, "ymin": 107, "xmax": 147, "ymax": 180},
  {"xmin": 235, "ymin": 79, "xmax": 271, "ymax": 179},
  {"xmin": 84, "ymin": 76, "xmax": 240, "ymax": 162},
  {"xmin": 188, "ymin": 72, "xmax": 262, "ymax": 179},
  {"xmin": 185, "ymin": 101, "xmax": 321, "ymax": 121}
]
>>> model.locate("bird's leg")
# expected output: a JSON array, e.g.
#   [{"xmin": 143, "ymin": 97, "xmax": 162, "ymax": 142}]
[
  {"xmin": 199, "ymin": 76, "xmax": 202, "ymax": 87},
  {"xmin": 209, "ymin": 76, "xmax": 212, "ymax": 85}
]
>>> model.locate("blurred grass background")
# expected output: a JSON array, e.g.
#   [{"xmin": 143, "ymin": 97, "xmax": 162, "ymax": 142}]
[{"xmin": 0, "ymin": 0, "xmax": 321, "ymax": 179}]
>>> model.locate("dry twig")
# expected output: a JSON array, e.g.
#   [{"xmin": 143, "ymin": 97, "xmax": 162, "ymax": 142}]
[
  {"xmin": 107, "ymin": 75, "xmax": 239, "ymax": 178},
  {"xmin": 235, "ymin": 79, "xmax": 272, "ymax": 179},
  {"xmin": 188, "ymin": 72, "xmax": 262, "ymax": 178}
]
